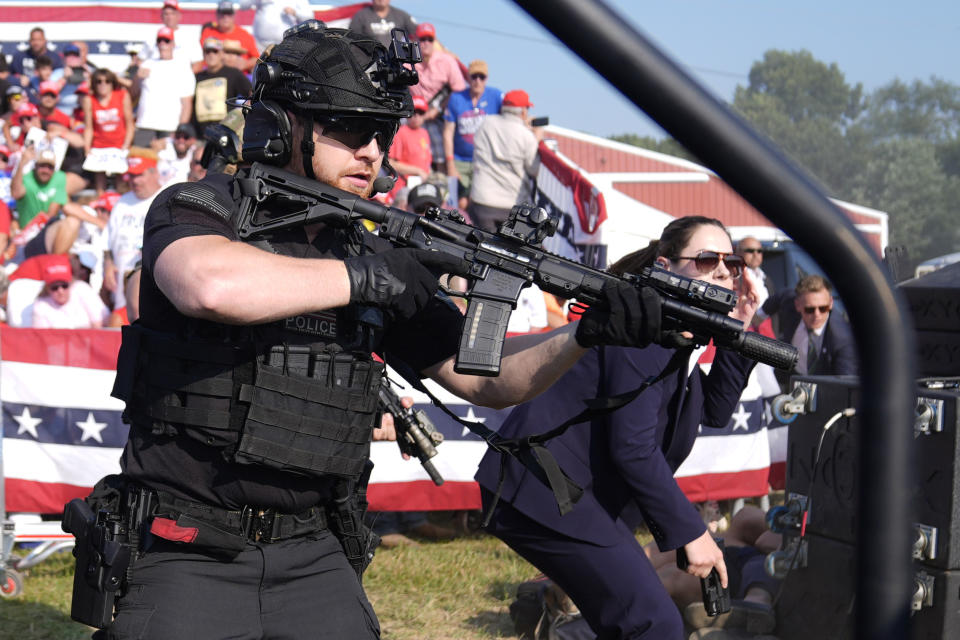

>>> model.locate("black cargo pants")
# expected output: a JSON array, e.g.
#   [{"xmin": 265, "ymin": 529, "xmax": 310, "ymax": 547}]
[{"xmin": 105, "ymin": 530, "xmax": 380, "ymax": 639}]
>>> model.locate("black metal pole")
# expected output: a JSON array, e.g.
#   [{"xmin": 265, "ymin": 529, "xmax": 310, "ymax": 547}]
[{"xmin": 512, "ymin": 0, "xmax": 916, "ymax": 638}]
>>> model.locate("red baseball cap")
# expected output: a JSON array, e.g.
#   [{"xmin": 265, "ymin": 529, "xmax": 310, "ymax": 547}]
[
  {"xmin": 412, "ymin": 95, "xmax": 429, "ymax": 113},
  {"xmin": 157, "ymin": 26, "xmax": 175, "ymax": 42},
  {"xmin": 42, "ymin": 255, "xmax": 73, "ymax": 286},
  {"xmin": 163, "ymin": 0, "xmax": 180, "ymax": 9},
  {"xmin": 503, "ymin": 90, "xmax": 533, "ymax": 108},
  {"xmin": 15, "ymin": 102, "xmax": 39, "ymax": 122},
  {"xmin": 126, "ymin": 155, "xmax": 158, "ymax": 175},
  {"xmin": 39, "ymin": 80, "xmax": 59, "ymax": 97},
  {"xmin": 92, "ymin": 191, "xmax": 121, "ymax": 212},
  {"xmin": 75, "ymin": 81, "xmax": 90, "ymax": 95},
  {"xmin": 416, "ymin": 23, "xmax": 436, "ymax": 40}
]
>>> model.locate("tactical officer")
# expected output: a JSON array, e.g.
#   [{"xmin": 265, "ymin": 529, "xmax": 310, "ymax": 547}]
[{"xmin": 86, "ymin": 22, "xmax": 662, "ymax": 639}]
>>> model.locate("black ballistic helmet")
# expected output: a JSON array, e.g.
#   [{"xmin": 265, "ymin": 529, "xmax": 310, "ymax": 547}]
[
  {"xmin": 255, "ymin": 21, "xmax": 415, "ymax": 118},
  {"xmin": 244, "ymin": 20, "xmax": 420, "ymax": 180}
]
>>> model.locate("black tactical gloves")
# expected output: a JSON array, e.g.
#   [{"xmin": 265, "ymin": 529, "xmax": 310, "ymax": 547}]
[
  {"xmin": 344, "ymin": 248, "xmax": 468, "ymax": 321},
  {"xmin": 575, "ymin": 281, "xmax": 665, "ymax": 349}
]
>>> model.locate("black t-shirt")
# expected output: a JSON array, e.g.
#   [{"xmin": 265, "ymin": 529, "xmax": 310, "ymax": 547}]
[
  {"xmin": 192, "ymin": 66, "xmax": 252, "ymax": 133},
  {"xmin": 121, "ymin": 172, "xmax": 464, "ymax": 511}
]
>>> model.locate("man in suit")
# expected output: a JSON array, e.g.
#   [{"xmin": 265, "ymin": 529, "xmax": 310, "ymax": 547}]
[{"xmin": 761, "ymin": 274, "xmax": 857, "ymax": 376}]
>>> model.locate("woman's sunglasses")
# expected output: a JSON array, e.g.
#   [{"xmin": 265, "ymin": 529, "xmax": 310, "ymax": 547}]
[
  {"xmin": 671, "ymin": 250, "xmax": 743, "ymax": 278},
  {"xmin": 317, "ymin": 115, "xmax": 399, "ymax": 153},
  {"xmin": 48, "ymin": 281, "xmax": 70, "ymax": 292}
]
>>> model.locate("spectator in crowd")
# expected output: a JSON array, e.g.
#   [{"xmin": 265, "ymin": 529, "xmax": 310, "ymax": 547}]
[
  {"xmin": 82, "ymin": 68, "xmax": 135, "ymax": 195},
  {"xmin": 468, "ymin": 89, "xmax": 542, "ymax": 232},
  {"xmin": 737, "ymin": 237, "xmax": 773, "ymax": 308},
  {"xmin": 2, "ymin": 87, "xmax": 26, "ymax": 149},
  {"xmin": 508, "ymin": 284, "xmax": 549, "ymax": 334},
  {"xmin": 348, "ymin": 0, "xmax": 418, "ymax": 48},
  {"xmin": 31, "ymin": 254, "xmax": 109, "ymax": 328},
  {"xmin": 119, "ymin": 44, "xmax": 144, "ymax": 93},
  {"xmin": 0, "ymin": 55, "xmax": 11, "ymax": 114},
  {"xmin": 56, "ymin": 43, "xmax": 92, "ymax": 116},
  {"xmin": 158, "ymin": 123, "xmax": 197, "ymax": 185},
  {"xmin": 104, "ymin": 150, "xmax": 162, "ymax": 310},
  {"xmin": 0, "ymin": 144, "xmax": 13, "ymax": 210},
  {"xmin": 407, "ymin": 181, "xmax": 444, "ymax": 214},
  {"xmin": 760, "ymin": 274, "xmax": 857, "ymax": 377},
  {"xmin": 11, "ymin": 27, "xmax": 63, "ymax": 82},
  {"xmin": 11, "ymin": 147, "xmax": 66, "ymax": 238},
  {"xmin": 240, "ymin": 0, "xmax": 315, "ymax": 51},
  {"xmin": 192, "ymin": 37, "xmax": 252, "ymax": 134},
  {"xmin": 409, "ymin": 23, "xmax": 465, "ymax": 172},
  {"xmin": 201, "ymin": 1, "xmax": 260, "ymax": 72},
  {"xmin": 36, "ymin": 82, "xmax": 71, "ymax": 128},
  {"xmin": 108, "ymin": 259, "xmax": 143, "ymax": 327},
  {"xmin": 133, "ymin": 27, "xmax": 196, "ymax": 148},
  {"xmin": 9, "ymin": 101, "xmax": 42, "ymax": 149},
  {"xmin": 443, "ymin": 59, "xmax": 502, "ymax": 210},
  {"xmin": 139, "ymin": 0, "xmax": 204, "ymax": 71},
  {"xmin": 222, "ymin": 40, "xmax": 250, "ymax": 73},
  {"xmin": 0, "ymin": 198, "xmax": 11, "ymax": 265},
  {"xmin": 27, "ymin": 55, "xmax": 64, "ymax": 106},
  {"xmin": 71, "ymin": 191, "xmax": 117, "ymax": 295},
  {"xmin": 388, "ymin": 94, "xmax": 431, "ymax": 192},
  {"xmin": 187, "ymin": 139, "xmax": 207, "ymax": 182}
]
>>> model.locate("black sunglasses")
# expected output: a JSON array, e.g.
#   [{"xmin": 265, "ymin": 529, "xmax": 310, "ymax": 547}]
[
  {"xmin": 418, "ymin": 36, "xmax": 434, "ymax": 42},
  {"xmin": 802, "ymin": 305, "xmax": 831, "ymax": 315},
  {"xmin": 671, "ymin": 250, "xmax": 743, "ymax": 278},
  {"xmin": 317, "ymin": 115, "xmax": 398, "ymax": 152},
  {"xmin": 470, "ymin": 73, "xmax": 487, "ymax": 80},
  {"xmin": 49, "ymin": 281, "xmax": 70, "ymax": 291},
  {"xmin": 157, "ymin": 38, "xmax": 172, "ymax": 44},
  {"xmin": 741, "ymin": 247, "xmax": 763, "ymax": 254}
]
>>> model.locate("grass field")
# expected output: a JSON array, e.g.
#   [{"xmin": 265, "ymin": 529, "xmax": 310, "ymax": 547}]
[{"xmin": 0, "ymin": 526, "xmax": 543, "ymax": 640}]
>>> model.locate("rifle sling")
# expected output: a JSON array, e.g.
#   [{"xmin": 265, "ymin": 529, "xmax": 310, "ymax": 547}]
[{"xmin": 387, "ymin": 347, "xmax": 691, "ymax": 525}]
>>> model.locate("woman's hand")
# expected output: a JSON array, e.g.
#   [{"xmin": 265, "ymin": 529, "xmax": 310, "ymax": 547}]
[
  {"xmin": 682, "ymin": 529, "xmax": 728, "ymax": 588},
  {"xmin": 730, "ymin": 267, "xmax": 759, "ymax": 325}
]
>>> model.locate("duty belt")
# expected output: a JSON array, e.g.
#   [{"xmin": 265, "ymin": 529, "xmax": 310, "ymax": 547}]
[{"xmin": 146, "ymin": 489, "xmax": 329, "ymax": 552}]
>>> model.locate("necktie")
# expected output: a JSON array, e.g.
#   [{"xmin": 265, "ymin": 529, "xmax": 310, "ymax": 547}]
[{"xmin": 806, "ymin": 329, "xmax": 819, "ymax": 373}]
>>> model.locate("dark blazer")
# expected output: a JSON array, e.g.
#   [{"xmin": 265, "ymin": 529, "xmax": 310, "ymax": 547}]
[
  {"xmin": 475, "ymin": 344, "xmax": 754, "ymax": 550},
  {"xmin": 761, "ymin": 290, "xmax": 858, "ymax": 376}
]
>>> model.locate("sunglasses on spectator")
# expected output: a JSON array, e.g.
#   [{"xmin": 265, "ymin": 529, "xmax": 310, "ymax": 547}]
[
  {"xmin": 204, "ymin": 48, "xmax": 221, "ymax": 54},
  {"xmin": 174, "ymin": 133, "xmax": 193, "ymax": 139},
  {"xmin": 48, "ymin": 281, "xmax": 70, "ymax": 291},
  {"xmin": 95, "ymin": 78, "xmax": 112, "ymax": 85},
  {"xmin": 157, "ymin": 38, "xmax": 172, "ymax": 44},
  {"xmin": 418, "ymin": 36, "xmax": 434, "ymax": 42},
  {"xmin": 802, "ymin": 305, "xmax": 831, "ymax": 315},
  {"xmin": 470, "ymin": 73, "xmax": 487, "ymax": 81},
  {"xmin": 317, "ymin": 115, "xmax": 399, "ymax": 152},
  {"xmin": 741, "ymin": 247, "xmax": 763, "ymax": 254},
  {"xmin": 41, "ymin": 91, "xmax": 57, "ymax": 97},
  {"xmin": 670, "ymin": 250, "xmax": 743, "ymax": 277}
]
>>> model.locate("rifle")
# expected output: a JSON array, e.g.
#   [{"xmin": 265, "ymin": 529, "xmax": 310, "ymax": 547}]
[
  {"xmin": 232, "ymin": 163, "xmax": 799, "ymax": 375},
  {"xmin": 378, "ymin": 377, "xmax": 445, "ymax": 486}
]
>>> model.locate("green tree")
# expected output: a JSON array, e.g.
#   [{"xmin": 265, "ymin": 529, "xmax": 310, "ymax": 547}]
[
  {"xmin": 607, "ymin": 133, "xmax": 699, "ymax": 163},
  {"xmin": 848, "ymin": 138, "xmax": 960, "ymax": 263},
  {"xmin": 732, "ymin": 49, "xmax": 867, "ymax": 194}
]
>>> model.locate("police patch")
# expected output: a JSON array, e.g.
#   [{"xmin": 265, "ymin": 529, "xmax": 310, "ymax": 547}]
[{"xmin": 285, "ymin": 310, "xmax": 339, "ymax": 338}]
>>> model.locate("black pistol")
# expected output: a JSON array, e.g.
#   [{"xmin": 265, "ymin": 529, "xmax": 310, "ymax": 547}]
[{"xmin": 676, "ymin": 537, "xmax": 731, "ymax": 617}]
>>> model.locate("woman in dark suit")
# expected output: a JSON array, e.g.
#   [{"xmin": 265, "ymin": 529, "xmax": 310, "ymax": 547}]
[{"xmin": 475, "ymin": 216, "xmax": 760, "ymax": 640}]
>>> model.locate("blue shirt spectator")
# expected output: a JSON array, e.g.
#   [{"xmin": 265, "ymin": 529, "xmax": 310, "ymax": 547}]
[{"xmin": 10, "ymin": 27, "xmax": 63, "ymax": 81}]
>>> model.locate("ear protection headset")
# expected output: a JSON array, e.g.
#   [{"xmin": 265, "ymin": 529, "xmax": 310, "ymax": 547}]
[{"xmin": 242, "ymin": 100, "xmax": 293, "ymax": 167}]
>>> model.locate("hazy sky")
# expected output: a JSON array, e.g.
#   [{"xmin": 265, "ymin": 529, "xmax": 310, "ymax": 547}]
[{"xmin": 399, "ymin": 0, "xmax": 960, "ymax": 139}]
